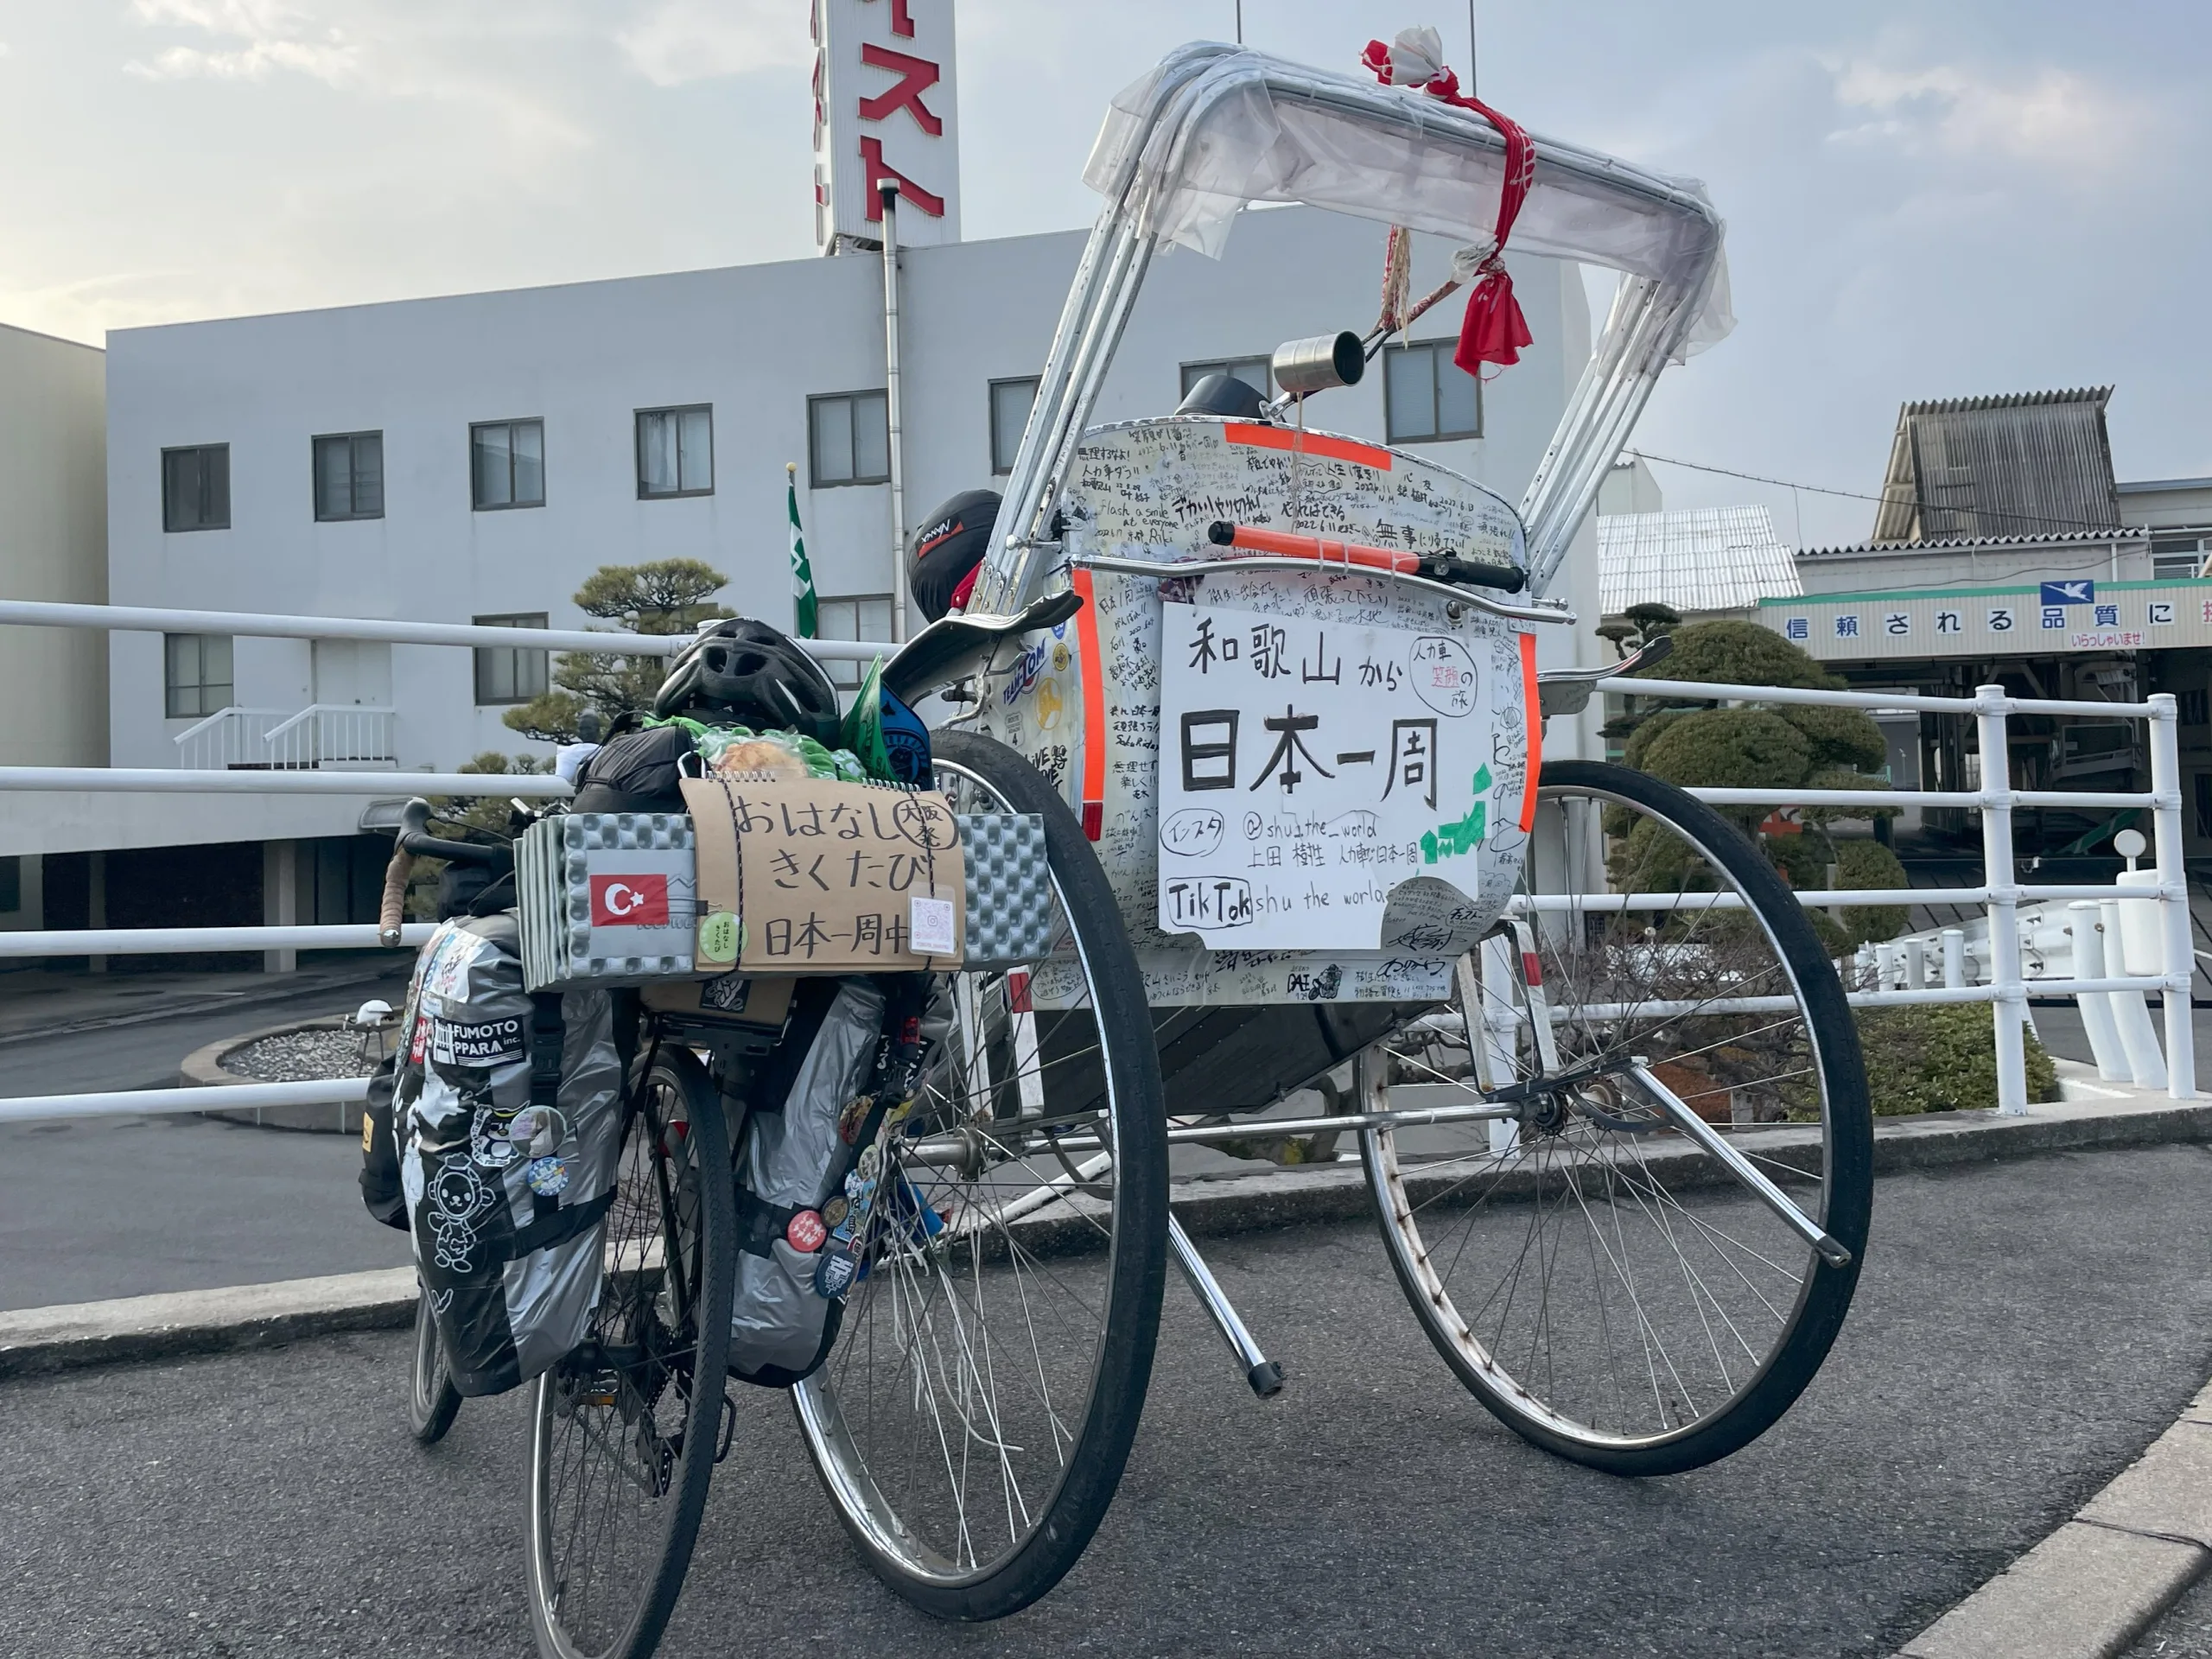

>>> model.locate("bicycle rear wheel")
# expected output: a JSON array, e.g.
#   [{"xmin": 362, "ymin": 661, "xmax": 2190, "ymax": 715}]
[
  {"xmin": 407, "ymin": 1276, "xmax": 461, "ymax": 1445},
  {"xmin": 526, "ymin": 1043, "xmax": 735, "ymax": 1659},
  {"xmin": 792, "ymin": 728, "xmax": 1169, "ymax": 1622},
  {"xmin": 1363, "ymin": 760, "xmax": 1872, "ymax": 1476}
]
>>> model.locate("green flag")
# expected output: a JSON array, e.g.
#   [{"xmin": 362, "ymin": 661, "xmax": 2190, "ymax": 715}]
[{"xmin": 786, "ymin": 461, "xmax": 818, "ymax": 639}]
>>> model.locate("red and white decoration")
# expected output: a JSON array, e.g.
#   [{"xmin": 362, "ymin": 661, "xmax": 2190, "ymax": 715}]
[{"xmin": 812, "ymin": 0, "xmax": 963, "ymax": 252}]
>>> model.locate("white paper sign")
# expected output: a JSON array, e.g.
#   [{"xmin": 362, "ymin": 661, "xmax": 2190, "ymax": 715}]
[
  {"xmin": 1155, "ymin": 601, "xmax": 1507, "ymax": 950},
  {"xmin": 908, "ymin": 894, "xmax": 956, "ymax": 956}
]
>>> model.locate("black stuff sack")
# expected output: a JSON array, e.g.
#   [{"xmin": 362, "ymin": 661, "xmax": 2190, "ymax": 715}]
[
  {"xmin": 569, "ymin": 721, "xmax": 696, "ymax": 814},
  {"xmin": 393, "ymin": 912, "xmax": 626, "ymax": 1397}
]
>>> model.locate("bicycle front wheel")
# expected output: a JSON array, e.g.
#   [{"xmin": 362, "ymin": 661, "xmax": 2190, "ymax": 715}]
[
  {"xmin": 792, "ymin": 728, "xmax": 1170, "ymax": 1622},
  {"xmin": 526, "ymin": 1042, "xmax": 735, "ymax": 1659},
  {"xmin": 1364, "ymin": 759, "xmax": 1872, "ymax": 1476}
]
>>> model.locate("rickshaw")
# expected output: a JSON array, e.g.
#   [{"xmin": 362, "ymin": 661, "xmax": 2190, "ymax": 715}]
[{"xmin": 403, "ymin": 36, "xmax": 1872, "ymax": 1658}]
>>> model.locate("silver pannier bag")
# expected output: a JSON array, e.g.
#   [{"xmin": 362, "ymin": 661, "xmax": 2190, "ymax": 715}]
[{"xmin": 396, "ymin": 913, "xmax": 625, "ymax": 1397}]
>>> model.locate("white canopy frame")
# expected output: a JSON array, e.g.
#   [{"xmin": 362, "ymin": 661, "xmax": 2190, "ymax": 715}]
[{"xmin": 974, "ymin": 42, "xmax": 1733, "ymax": 613}]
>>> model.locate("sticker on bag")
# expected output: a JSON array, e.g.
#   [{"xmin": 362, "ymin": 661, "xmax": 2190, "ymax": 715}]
[{"xmin": 430, "ymin": 1015, "xmax": 525, "ymax": 1068}]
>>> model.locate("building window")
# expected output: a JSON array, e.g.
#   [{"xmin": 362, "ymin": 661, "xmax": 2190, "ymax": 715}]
[
  {"xmin": 809, "ymin": 391, "xmax": 890, "ymax": 487},
  {"xmin": 814, "ymin": 594, "xmax": 893, "ymax": 690},
  {"xmin": 2183, "ymin": 689, "xmax": 2210, "ymax": 728},
  {"xmin": 162, "ymin": 444, "xmax": 230, "ymax": 532},
  {"xmin": 1382, "ymin": 339, "xmax": 1482, "ymax": 443},
  {"xmin": 2152, "ymin": 533, "xmax": 2209, "ymax": 582},
  {"xmin": 164, "ymin": 633, "xmax": 234, "ymax": 719},
  {"xmin": 473, "ymin": 613, "xmax": 550, "ymax": 705},
  {"xmin": 1179, "ymin": 357, "xmax": 1274, "ymax": 400},
  {"xmin": 473, "ymin": 419, "xmax": 545, "ymax": 510},
  {"xmin": 313, "ymin": 431, "xmax": 385, "ymax": 521},
  {"xmin": 989, "ymin": 378, "xmax": 1039, "ymax": 475},
  {"xmin": 2196, "ymin": 774, "xmax": 2212, "ymax": 841},
  {"xmin": 636, "ymin": 405, "xmax": 714, "ymax": 498}
]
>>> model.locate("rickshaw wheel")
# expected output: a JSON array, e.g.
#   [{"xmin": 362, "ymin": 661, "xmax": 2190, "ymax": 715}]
[
  {"xmin": 1362, "ymin": 760, "xmax": 1872, "ymax": 1476},
  {"xmin": 791, "ymin": 728, "xmax": 1170, "ymax": 1621}
]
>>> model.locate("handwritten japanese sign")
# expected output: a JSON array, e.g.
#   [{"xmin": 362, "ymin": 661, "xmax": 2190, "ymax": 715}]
[
  {"xmin": 679, "ymin": 777, "xmax": 964, "ymax": 974},
  {"xmin": 1154, "ymin": 601, "xmax": 1513, "ymax": 950}
]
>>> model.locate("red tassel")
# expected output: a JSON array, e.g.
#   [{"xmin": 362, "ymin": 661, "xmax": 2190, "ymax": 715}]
[{"xmin": 1455, "ymin": 270, "xmax": 1533, "ymax": 373}]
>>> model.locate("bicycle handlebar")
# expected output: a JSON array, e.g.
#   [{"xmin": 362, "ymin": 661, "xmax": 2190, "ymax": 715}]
[{"xmin": 377, "ymin": 798, "xmax": 516, "ymax": 945}]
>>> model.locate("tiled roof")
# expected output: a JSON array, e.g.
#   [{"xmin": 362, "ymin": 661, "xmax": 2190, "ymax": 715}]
[
  {"xmin": 1871, "ymin": 386, "xmax": 2122, "ymax": 543},
  {"xmin": 1597, "ymin": 505, "xmax": 1802, "ymax": 614}
]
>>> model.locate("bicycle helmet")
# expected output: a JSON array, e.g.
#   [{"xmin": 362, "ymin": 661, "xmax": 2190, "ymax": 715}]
[
  {"xmin": 652, "ymin": 617, "xmax": 842, "ymax": 742},
  {"xmin": 907, "ymin": 489, "xmax": 1000, "ymax": 624}
]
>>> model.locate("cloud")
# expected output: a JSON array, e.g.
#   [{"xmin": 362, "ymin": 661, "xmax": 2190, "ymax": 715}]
[
  {"xmin": 125, "ymin": 0, "xmax": 358, "ymax": 85},
  {"xmin": 120, "ymin": 1, "xmax": 596, "ymax": 152},
  {"xmin": 1826, "ymin": 56, "xmax": 2150, "ymax": 173},
  {"xmin": 616, "ymin": 0, "xmax": 813, "ymax": 87}
]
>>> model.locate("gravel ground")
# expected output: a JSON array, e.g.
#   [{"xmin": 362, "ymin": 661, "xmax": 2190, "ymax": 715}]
[{"xmin": 221, "ymin": 1027, "xmax": 380, "ymax": 1082}]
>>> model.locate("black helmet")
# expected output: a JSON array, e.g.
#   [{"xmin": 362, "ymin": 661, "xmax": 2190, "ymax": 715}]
[
  {"xmin": 908, "ymin": 489, "xmax": 1000, "ymax": 624},
  {"xmin": 652, "ymin": 618, "xmax": 842, "ymax": 741},
  {"xmin": 1174, "ymin": 372, "xmax": 1268, "ymax": 421}
]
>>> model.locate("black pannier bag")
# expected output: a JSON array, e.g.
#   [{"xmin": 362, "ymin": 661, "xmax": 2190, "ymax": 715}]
[
  {"xmin": 358, "ymin": 1056, "xmax": 408, "ymax": 1231},
  {"xmin": 391, "ymin": 913, "xmax": 626, "ymax": 1397}
]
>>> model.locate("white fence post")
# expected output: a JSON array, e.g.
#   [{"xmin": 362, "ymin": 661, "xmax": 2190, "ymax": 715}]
[
  {"xmin": 2069, "ymin": 902, "xmax": 2131, "ymax": 1082},
  {"xmin": 1977, "ymin": 684, "xmax": 2030, "ymax": 1116},
  {"xmin": 1941, "ymin": 928, "xmax": 1966, "ymax": 988},
  {"xmin": 2100, "ymin": 894, "xmax": 2169, "ymax": 1089},
  {"xmin": 2148, "ymin": 692, "xmax": 2197, "ymax": 1099}
]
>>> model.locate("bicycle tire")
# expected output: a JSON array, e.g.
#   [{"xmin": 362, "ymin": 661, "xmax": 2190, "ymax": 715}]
[
  {"xmin": 406, "ymin": 1277, "xmax": 462, "ymax": 1445},
  {"xmin": 525, "ymin": 1042, "xmax": 736, "ymax": 1659},
  {"xmin": 1363, "ymin": 759, "xmax": 1873, "ymax": 1477},
  {"xmin": 791, "ymin": 727, "xmax": 1170, "ymax": 1621}
]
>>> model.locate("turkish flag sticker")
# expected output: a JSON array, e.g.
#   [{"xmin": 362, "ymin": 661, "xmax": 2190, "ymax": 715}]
[{"xmin": 589, "ymin": 873, "xmax": 670, "ymax": 927}]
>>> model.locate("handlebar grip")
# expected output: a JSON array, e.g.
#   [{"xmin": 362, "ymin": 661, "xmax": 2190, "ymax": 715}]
[{"xmin": 378, "ymin": 846, "xmax": 414, "ymax": 947}]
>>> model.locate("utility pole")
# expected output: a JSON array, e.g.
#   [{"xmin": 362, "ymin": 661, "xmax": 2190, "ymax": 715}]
[{"xmin": 880, "ymin": 181, "xmax": 909, "ymax": 644}]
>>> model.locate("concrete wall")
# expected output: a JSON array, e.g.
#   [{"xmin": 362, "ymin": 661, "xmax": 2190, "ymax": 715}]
[
  {"xmin": 0, "ymin": 322, "xmax": 107, "ymax": 768},
  {"xmin": 105, "ymin": 210, "xmax": 1583, "ymax": 774},
  {"xmin": 2120, "ymin": 478, "xmax": 2212, "ymax": 532}
]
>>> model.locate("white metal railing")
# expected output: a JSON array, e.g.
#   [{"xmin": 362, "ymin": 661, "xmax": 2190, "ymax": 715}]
[
  {"xmin": 0, "ymin": 605, "xmax": 2195, "ymax": 1124},
  {"xmin": 1592, "ymin": 676, "xmax": 2196, "ymax": 1115},
  {"xmin": 0, "ymin": 600, "xmax": 887, "ymax": 1125},
  {"xmin": 262, "ymin": 704, "xmax": 397, "ymax": 768},
  {"xmin": 174, "ymin": 704, "xmax": 397, "ymax": 769},
  {"xmin": 173, "ymin": 706, "xmax": 284, "ymax": 770}
]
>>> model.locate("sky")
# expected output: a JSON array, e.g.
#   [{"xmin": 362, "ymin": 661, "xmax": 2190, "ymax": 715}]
[{"xmin": 0, "ymin": 1, "xmax": 2205, "ymax": 549}]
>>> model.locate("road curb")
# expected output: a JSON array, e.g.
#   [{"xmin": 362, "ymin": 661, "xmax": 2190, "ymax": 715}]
[
  {"xmin": 1897, "ymin": 1388, "xmax": 2212, "ymax": 1659},
  {"xmin": 0, "ymin": 1268, "xmax": 416, "ymax": 1382},
  {"xmin": 3, "ymin": 1080, "xmax": 2206, "ymax": 1384}
]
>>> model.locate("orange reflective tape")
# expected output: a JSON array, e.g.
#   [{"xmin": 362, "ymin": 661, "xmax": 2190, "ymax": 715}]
[
  {"xmin": 1223, "ymin": 423, "xmax": 1393, "ymax": 471},
  {"xmin": 1518, "ymin": 631, "xmax": 1541, "ymax": 832},
  {"xmin": 1069, "ymin": 568, "xmax": 1108, "ymax": 841}
]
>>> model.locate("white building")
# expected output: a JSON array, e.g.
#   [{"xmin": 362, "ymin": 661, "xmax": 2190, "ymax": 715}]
[
  {"xmin": 79, "ymin": 211, "xmax": 1598, "ymax": 941},
  {"xmin": 0, "ymin": 321, "xmax": 107, "ymax": 937}
]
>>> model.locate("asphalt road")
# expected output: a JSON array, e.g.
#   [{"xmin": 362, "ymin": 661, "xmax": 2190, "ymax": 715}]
[
  {"xmin": 2132, "ymin": 1570, "xmax": 2212, "ymax": 1658},
  {"xmin": 0, "ymin": 966, "xmax": 416, "ymax": 1311},
  {"xmin": 4, "ymin": 1142, "xmax": 2210, "ymax": 1658}
]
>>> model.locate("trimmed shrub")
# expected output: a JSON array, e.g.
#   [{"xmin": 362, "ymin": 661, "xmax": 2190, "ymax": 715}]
[{"xmin": 1854, "ymin": 1002, "xmax": 2062, "ymax": 1115}]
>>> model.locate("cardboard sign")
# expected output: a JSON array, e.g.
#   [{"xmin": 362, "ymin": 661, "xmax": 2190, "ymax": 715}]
[{"xmin": 679, "ymin": 777, "xmax": 965, "ymax": 974}]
